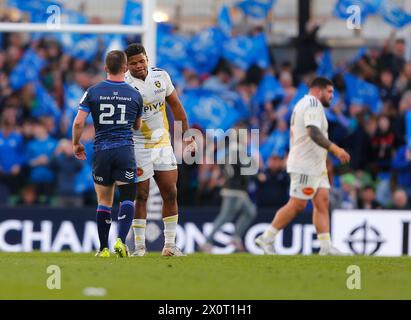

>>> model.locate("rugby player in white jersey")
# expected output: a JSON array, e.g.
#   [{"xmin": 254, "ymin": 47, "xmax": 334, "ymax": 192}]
[
  {"xmin": 124, "ymin": 43, "xmax": 196, "ymax": 256},
  {"xmin": 256, "ymin": 77, "xmax": 351, "ymax": 255}
]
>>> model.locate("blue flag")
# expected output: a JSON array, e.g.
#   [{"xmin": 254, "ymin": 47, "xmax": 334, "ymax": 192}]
[
  {"xmin": 348, "ymin": 46, "xmax": 368, "ymax": 66},
  {"xmin": 7, "ymin": 0, "xmax": 60, "ymax": 23},
  {"xmin": 333, "ymin": 0, "xmax": 380, "ymax": 21},
  {"xmin": 103, "ymin": 34, "xmax": 127, "ymax": 61},
  {"xmin": 63, "ymin": 83, "xmax": 93, "ymax": 137},
  {"xmin": 31, "ymin": 82, "xmax": 61, "ymax": 124},
  {"xmin": 324, "ymin": 90, "xmax": 346, "ymax": 123},
  {"xmin": 223, "ymin": 35, "xmax": 255, "ymax": 70},
  {"xmin": 236, "ymin": 0, "xmax": 275, "ymax": 19},
  {"xmin": 379, "ymin": 0, "xmax": 411, "ymax": 28},
  {"xmin": 157, "ymin": 22, "xmax": 175, "ymax": 35},
  {"xmin": 68, "ymin": 34, "xmax": 99, "ymax": 62},
  {"xmin": 187, "ymin": 28, "xmax": 224, "ymax": 74},
  {"xmin": 344, "ymin": 73, "xmax": 382, "ymax": 114},
  {"xmin": 251, "ymin": 32, "xmax": 270, "ymax": 69},
  {"xmin": 260, "ymin": 128, "xmax": 289, "ymax": 162},
  {"xmin": 316, "ymin": 49, "xmax": 334, "ymax": 79},
  {"xmin": 219, "ymin": 90, "xmax": 251, "ymax": 121},
  {"xmin": 253, "ymin": 74, "xmax": 285, "ymax": 106},
  {"xmin": 334, "ymin": 0, "xmax": 411, "ymax": 29},
  {"xmin": 9, "ymin": 49, "xmax": 46, "ymax": 90},
  {"xmin": 122, "ymin": 0, "xmax": 142, "ymax": 25},
  {"xmin": 218, "ymin": 5, "xmax": 232, "ymax": 38},
  {"xmin": 406, "ymin": 111, "xmax": 411, "ymax": 145},
  {"xmin": 181, "ymin": 89, "xmax": 241, "ymax": 131},
  {"xmin": 158, "ymin": 32, "xmax": 190, "ymax": 70},
  {"xmin": 289, "ymin": 82, "xmax": 308, "ymax": 109},
  {"xmin": 38, "ymin": 9, "xmax": 87, "ymax": 55}
]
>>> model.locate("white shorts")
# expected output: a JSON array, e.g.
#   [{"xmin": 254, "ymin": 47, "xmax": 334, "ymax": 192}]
[
  {"xmin": 289, "ymin": 173, "xmax": 330, "ymax": 200},
  {"xmin": 134, "ymin": 145, "xmax": 177, "ymax": 182}
]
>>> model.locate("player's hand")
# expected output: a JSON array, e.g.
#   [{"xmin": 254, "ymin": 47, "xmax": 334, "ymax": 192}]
[
  {"xmin": 329, "ymin": 143, "xmax": 350, "ymax": 164},
  {"xmin": 73, "ymin": 143, "xmax": 86, "ymax": 160}
]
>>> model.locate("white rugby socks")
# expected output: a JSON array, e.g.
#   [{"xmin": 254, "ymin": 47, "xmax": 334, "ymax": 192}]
[
  {"xmin": 132, "ymin": 219, "xmax": 146, "ymax": 249},
  {"xmin": 262, "ymin": 225, "xmax": 280, "ymax": 243},
  {"xmin": 318, "ymin": 232, "xmax": 332, "ymax": 250},
  {"xmin": 163, "ymin": 214, "xmax": 178, "ymax": 247}
]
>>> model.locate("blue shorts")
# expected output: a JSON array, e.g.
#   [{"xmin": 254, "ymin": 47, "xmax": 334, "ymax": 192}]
[{"xmin": 92, "ymin": 145, "xmax": 137, "ymax": 186}]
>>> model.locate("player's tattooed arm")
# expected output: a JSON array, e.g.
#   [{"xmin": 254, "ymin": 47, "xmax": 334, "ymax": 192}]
[{"xmin": 306, "ymin": 125, "xmax": 332, "ymax": 150}]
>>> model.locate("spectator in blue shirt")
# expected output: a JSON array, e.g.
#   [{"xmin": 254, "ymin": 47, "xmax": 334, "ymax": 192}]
[
  {"xmin": 391, "ymin": 142, "xmax": 411, "ymax": 195},
  {"xmin": 0, "ymin": 106, "xmax": 24, "ymax": 195},
  {"xmin": 50, "ymin": 138, "xmax": 83, "ymax": 207},
  {"xmin": 73, "ymin": 123, "xmax": 95, "ymax": 205},
  {"xmin": 25, "ymin": 120, "xmax": 57, "ymax": 203}
]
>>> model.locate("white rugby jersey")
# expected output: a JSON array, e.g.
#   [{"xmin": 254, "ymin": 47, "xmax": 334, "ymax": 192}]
[
  {"xmin": 125, "ymin": 67, "xmax": 175, "ymax": 148},
  {"xmin": 286, "ymin": 94, "xmax": 328, "ymax": 176}
]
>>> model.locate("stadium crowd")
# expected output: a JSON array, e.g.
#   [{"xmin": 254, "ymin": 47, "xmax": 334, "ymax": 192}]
[{"xmin": 0, "ymin": 9, "xmax": 411, "ymax": 211}]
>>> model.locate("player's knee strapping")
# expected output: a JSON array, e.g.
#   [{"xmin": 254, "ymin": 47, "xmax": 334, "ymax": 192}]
[{"xmin": 117, "ymin": 183, "xmax": 137, "ymax": 243}]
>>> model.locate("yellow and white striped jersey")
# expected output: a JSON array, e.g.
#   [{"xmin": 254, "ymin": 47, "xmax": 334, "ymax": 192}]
[{"xmin": 125, "ymin": 68, "xmax": 175, "ymax": 148}]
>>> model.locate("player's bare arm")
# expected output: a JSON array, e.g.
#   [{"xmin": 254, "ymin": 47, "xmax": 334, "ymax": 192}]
[
  {"xmin": 306, "ymin": 125, "xmax": 350, "ymax": 164},
  {"xmin": 133, "ymin": 116, "xmax": 142, "ymax": 130},
  {"xmin": 166, "ymin": 90, "xmax": 196, "ymax": 151},
  {"xmin": 72, "ymin": 110, "xmax": 88, "ymax": 160},
  {"xmin": 166, "ymin": 90, "xmax": 189, "ymax": 133}
]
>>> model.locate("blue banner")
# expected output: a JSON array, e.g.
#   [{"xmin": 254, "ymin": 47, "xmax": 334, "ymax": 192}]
[
  {"xmin": 158, "ymin": 32, "xmax": 190, "ymax": 70},
  {"xmin": 63, "ymin": 83, "xmax": 94, "ymax": 137},
  {"xmin": 344, "ymin": 73, "xmax": 382, "ymax": 114},
  {"xmin": 251, "ymin": 32, "xmax": 271, "ymax": 69},
  {"xmin": 236, "ymin": 0, "xmax": 275, "ymax": 19},
  {"xmin": 334, "ymin": 0, "xmax": 411, "ymax": 29},
  {"xmin": 7, "ymin": 0, "xmax": 60, "ymax": 23},
  {"xmin": 223, "ymin": 35, "xmax": 255, "ymax": 70},
  {"xmin": 32, "ymin": 82, "xmax": 61, "ymax": 122},
  {"xmin": 406, "ymin": 111, "xmax": 411, "ymax": 145},
  {"xmin": 218, "ymin": 5, "xmax": 233, "ymax": 38},
  {"xmin": 316, "ymin": 49, "xmax": 334, "ymax": 79},
  {"xmin": 187, "ymin": 28, "xmax": 224, "ymax": 74},
  {"xmin": 333, "ymin": 0, "xmax": 380, "ymax": 21},
  {"xmin": 223, "ymin": 33, "xmax": 270, "ymax": 70},
  {"xmin": 220, "ymin": 90, "xmax": 251, "ymax": 121},
  {"xmin": 379, "ymin": 0, "xmax": 411, "ymax": 28},
  {"xmin": 122, "ymin": 0, "xmax": 142, "ymax": 25},
  {"xmin": 9, "ymin": 49, "xmax": 47, "ymax": 90},
  {"xmin": 181, "ymin": 89, "xmax": 241, "ymax": 130},
  {"xmin": 253, "ymin": 74, "xmax": 285, "ymax": 106},
  {"xmin": 288, "ymin": 82, "xmax": 308, "ymax": 111},
  {"xmin": 348, "ymin": 46, "xmax": 368, "ymax": 66},
  {"xmin": 68, "ymin": 34, "xmax": 99, "ymax": 62},
  {"xmin": 260, "ymin": 128, "xmax": 289, "ymax": 162}
]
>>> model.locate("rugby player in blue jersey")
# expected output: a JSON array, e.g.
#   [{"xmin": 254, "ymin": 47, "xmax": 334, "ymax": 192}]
[{"xmin": 72, "ymin": 50, "xmax": 143, "ymax": 258}]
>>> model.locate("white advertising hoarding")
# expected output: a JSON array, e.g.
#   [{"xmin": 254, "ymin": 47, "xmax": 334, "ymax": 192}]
[{"xmin": 332, "ymin": 210, "xmax": 411, "ymax": 256}]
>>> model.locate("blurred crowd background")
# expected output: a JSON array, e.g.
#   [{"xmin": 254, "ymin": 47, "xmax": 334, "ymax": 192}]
[{"xmin": 1, "ymin": 0, "xmax": 411, "ymax": 211}]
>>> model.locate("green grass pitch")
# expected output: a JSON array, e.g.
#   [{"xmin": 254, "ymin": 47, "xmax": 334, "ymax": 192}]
[{"xmin": 0, "ymin": 252, "xmax": 410, "ymax": 299}]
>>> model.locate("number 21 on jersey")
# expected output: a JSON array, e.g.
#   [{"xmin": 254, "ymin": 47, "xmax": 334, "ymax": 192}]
[{"xmin": 99, "ymin": 104, "xmax": 128, "ymax": 125}]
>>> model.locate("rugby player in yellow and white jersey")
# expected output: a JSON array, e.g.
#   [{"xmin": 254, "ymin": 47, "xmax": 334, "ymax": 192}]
[{"xmin": 124, "ymin": 43, "xmax": 196, "ymax": 257}]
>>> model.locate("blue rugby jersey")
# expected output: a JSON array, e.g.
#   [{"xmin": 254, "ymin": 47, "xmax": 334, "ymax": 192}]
[{"xmin": 78, "ymin": 80, "xmax": 143, "ymax": 152}]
